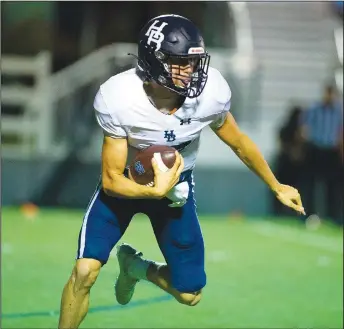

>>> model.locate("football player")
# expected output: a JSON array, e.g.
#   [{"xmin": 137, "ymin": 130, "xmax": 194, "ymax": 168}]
[{"xmin": 58, "ymin": 14, "xmax": 305, "ymax": 328}]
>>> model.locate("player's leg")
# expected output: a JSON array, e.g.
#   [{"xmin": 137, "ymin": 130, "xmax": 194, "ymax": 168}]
[
  {"xmin": 58, "ymin": 183, "xmax": 136, "ymax": 328},
  {"xmin": 324, "ymin": 150, "xmax": 341, "ymax": 223},
  {"xmin": 116, "ymin": 177, "xmax": 205, "ymax": 306},
  {"xmin": 59, "ymin": 258, "xmax": 101, "ymax": 328},
  {"xmin": 147, "ymin": 195, "xmax": 205, "ymax": 306},
  {"xmin": 146, "ymin": 257, "xmax": 203, "ymax": 306},
  {"xmin": 116, "ymin": 242, "xmax": 202, "ymax": 306}
]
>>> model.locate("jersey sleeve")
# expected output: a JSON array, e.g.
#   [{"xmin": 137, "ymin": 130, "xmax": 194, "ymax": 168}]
[
  {"xmin": 93, "ymin": 88, "xmax": 127, "ymax": 138},
  {"xmin": 209, "ymin": 69, "xmax": 232, "ymax": 129},
  {"xmin": 210, "ymin": 99, "xmax": 231, "ymax": 129}
]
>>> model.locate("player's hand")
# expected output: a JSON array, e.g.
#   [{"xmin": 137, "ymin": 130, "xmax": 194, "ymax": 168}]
[
  {"xmin": 273, "ymin": 183, "xmax": 306, "ymax": 215},
  {"xmin": 151, "ymin": 151, "xmax": 184, "ymax": 198}
]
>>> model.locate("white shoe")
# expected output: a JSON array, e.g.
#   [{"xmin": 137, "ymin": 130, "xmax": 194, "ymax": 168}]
[{"xmin": 114, "ymin": 243, "xmax": 142, "ymax": 305}]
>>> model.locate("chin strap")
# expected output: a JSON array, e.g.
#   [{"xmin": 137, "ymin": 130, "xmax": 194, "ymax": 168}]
[{"xmin": 127, "ymin": 52, "xmax": 139, "ymax": 62}]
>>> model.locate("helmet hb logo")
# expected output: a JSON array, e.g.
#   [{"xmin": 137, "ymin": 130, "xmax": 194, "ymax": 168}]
[{"xmin": 145, "ymin": 20, "xmax": 168, "ymax": 51}]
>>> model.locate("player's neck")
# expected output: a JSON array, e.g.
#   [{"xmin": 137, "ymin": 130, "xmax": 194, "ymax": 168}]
[{"xmin": 143, "ymin": 82, "xmax": 184, "ymax": 114}]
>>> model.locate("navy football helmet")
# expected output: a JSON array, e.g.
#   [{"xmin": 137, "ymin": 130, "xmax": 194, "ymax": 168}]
[{"xmin": 132, "ymin": 14, "xmax": 210, "ymax": 98}]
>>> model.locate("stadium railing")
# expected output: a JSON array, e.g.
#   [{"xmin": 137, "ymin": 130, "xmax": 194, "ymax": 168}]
[{"xmin": 1, "ymin": 51, "xmax": 52, "ymax": 158}]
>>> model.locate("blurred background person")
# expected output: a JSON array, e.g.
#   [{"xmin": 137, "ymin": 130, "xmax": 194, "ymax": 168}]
[
  {"xmin": 273, "ymin": 105, "xmax": 307, "ymax": 217},
  {"xmin": 301, "ymin": 85, "xmax": 343, "ymax": 226}
]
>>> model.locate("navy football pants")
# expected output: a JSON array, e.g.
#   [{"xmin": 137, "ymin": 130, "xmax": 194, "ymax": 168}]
[{"xmin": 76, "ymin": 170, "xmax": 206, "ymax": 293}]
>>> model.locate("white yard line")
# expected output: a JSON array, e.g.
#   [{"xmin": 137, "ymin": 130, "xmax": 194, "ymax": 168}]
[{"xmin": 250, "ymin": 221, "xmax": 343, "ymax": 254}]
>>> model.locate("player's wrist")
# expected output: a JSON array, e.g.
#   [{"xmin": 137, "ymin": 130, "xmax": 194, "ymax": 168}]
[
  {"xmin": 150, "ymin": 186, "xmax": 166, "ymax": 199},
  {"xmin": 270, "ymin": 181, "xmax": 282, "ymax": 194}
]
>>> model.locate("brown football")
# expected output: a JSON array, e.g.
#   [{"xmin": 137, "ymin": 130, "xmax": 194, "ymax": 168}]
[{"xmin": 129, "ymin": 145, "xmax": 177, "ymax": 186}]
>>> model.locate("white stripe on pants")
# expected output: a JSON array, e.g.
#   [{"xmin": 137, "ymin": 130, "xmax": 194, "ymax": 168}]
[{"xmin": 78, "ymin": 184, "xmax": 101, "ymax": 258}]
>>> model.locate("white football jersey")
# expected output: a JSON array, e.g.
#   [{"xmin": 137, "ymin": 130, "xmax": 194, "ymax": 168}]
[{"xmin": 94, "ymin": 66, "xmax": 232, "ymax": 171}]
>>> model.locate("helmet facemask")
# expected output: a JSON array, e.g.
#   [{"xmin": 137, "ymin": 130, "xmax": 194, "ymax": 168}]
[{"xmin": 153, "ymin": 50, "xmax": 210, "ymax": 98}]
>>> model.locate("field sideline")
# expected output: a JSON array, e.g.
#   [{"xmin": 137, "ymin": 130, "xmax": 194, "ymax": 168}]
[{"xmin": 1, "ymin": 207, "xmax": 343, "ymax": 328}]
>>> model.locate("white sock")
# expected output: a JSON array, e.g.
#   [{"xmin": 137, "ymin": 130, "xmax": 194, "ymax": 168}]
[{"xmin": 128, "ymin": 257, "xmax": 164, "ymax": 281}]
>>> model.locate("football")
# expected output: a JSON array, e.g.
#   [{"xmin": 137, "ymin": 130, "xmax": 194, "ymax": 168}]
[{"xmin": 129, "ymin": 145, "xmax": 177, "ymax": 186}]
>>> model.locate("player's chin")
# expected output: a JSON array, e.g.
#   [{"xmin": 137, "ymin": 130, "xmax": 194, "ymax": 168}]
[{"xmin": 173, "ymin": 80, "xmax": 189, "ymax": 89}]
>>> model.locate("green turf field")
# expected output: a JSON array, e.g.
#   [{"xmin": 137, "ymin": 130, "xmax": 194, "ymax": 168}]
[{"xmin": 1, "ymin": 207, "xmax": 343, "ymax": 328}]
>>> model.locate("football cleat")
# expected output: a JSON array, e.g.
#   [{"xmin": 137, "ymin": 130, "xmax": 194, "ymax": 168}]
[{"xmin": 114, "ymin": 243, "xmax": 142, "ymax": 305}]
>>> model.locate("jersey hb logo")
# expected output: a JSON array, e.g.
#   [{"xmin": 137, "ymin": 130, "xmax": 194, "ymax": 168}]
[
  {"xmin": 164, "ymin": 130, "xmax": 176, "ymax": 142},
  {"xmin": 145, "ymin": 20, "xmax": 168, "ymax": 51},
  {"xmin": 134, "ymin": 161, "xmax": 145, "ymax": 175}
]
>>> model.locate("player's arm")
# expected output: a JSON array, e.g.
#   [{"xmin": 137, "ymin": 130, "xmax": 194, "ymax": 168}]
[
  {"xmin": 101, "ymin": 136, "xmax": 158, "ymax": 199},
  {"xmin": 212, "ymin": 112, "xmax": 305, "ymax": 214},
  {"xmin": 94, "ymin": 88, "xmax": 160, "ymax": 199},
  {"xmin": 101, "ymin": 136, "xmax": 183, "ymax": 199},
  {"xmin": 212, "ymin": 112, "xmax": 279, "ymax": 191}
]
